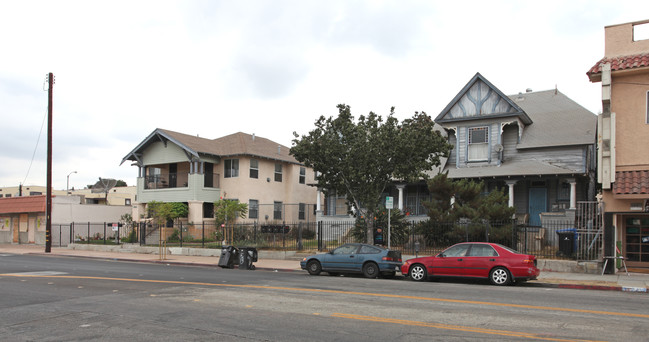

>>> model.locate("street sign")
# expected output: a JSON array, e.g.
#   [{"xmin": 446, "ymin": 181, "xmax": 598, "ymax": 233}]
[{"xmin": 386, "ymin": 196, "xmax": 393, "ymax": 209}]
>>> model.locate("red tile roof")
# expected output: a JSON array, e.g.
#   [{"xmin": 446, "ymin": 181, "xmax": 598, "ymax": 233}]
[
  {"xmin": 0, "ymin": 195, "xmax": 46, "ymax": 214},
  {"xmin": 587, "ymin": 53, "xmax": 649, "ymax": 80},
  {"xmin": 613, "ymin": 170, "xmax": 649, "ymax": 195}
]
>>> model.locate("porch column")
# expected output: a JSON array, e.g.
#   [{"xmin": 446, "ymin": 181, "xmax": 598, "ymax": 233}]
[
  {"xmin": 316, "ymin": 188, "xmax": 322, "ymax": 212},
  {"xmin": 568, "ymin": 178, "xmax": 577, "ymax": 209},
  {"xmin": 396, "ymin": 184, "xmax": 406, "ymax": 211},
  {"xmin": 505, "ymin": 180, "xmax": 517, "ymax": 208}
]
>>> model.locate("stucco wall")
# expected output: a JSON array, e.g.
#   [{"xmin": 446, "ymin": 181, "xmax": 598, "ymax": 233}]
[{"xmin": 611, "ymin": 73, "xmax": 649, "ymax": 167}]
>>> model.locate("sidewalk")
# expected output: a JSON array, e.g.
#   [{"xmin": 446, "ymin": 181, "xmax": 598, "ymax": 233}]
[{"xmin": 1, "ymin": 244, "xmax": 647, "ymax": 293}]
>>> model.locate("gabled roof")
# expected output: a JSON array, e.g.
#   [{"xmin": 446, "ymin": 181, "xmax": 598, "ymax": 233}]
[
  {"xmin": 587, "ymin": 53, "xmax": 649, "ymax": 82},
  {"xmin": 121, "ymin": 129, "xmax": 300, "ymax": 165},
  {"xmin": 508, "ymin": 90, "xmax": 596, "ymax": 149},
  {"xmin": 0, "ymin": 195, "xmax": 46, "ymax": 214},
  {"xmin": 435, "ymin": 73, "xmax": 532, "ymax": 125}
]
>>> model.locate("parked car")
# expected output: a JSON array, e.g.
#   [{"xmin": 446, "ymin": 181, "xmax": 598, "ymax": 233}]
[
  {"xmin": 401, "ymin": 242, "xmax": 540, "ymax": 286},
  {"xmin": 300, "ymin": 243, "xmax": 402, "ymax": 278}
]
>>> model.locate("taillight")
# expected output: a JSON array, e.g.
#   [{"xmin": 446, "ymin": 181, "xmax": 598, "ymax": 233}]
[
  {"xmin": 523, "ymin": 258, "xmax": 535, "ymax": 265},
  {"xmin": 382, "ymin": 256, "xmax": 402, "ymax": 262}
]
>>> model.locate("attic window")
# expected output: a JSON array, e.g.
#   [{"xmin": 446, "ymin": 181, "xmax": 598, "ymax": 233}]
[
  {"xmin": 634, "ymin": 22, "xmax": 649, "ymax": 41},
  {"xmin": 468, "ymin": 126, "xmax": 489, "ymax": 161}
]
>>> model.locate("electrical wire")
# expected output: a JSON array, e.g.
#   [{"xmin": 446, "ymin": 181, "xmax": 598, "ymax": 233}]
[{"xmin": 22, "ymin": 78, "xmax": 49, "ymax": 186}]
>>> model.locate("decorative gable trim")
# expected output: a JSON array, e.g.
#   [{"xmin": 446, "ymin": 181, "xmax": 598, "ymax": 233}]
[{"xmin": 435, "ymin": 73, "xmax": 532, "ymax": 125}]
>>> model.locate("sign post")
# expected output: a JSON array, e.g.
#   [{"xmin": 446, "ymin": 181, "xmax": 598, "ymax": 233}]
[{"xmin": 385, "ymin": 197, "xmax": 393, "ymax": 248}]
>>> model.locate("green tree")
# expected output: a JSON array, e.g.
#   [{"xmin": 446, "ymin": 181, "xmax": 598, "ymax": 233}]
[
  {"xmin": 214, "ymin": 199, "xmax": 248, "ymax": 245},
  {"xmin": 291, "ymin": 104, "xmax": 451, "ymax": 243},
  {"xmin": 424, "ymin": 173, "xmax": 515, "ymax": 222},
  {"xmin": 147, "ymin": 201, "xmax": 188, "ymax": 226}
]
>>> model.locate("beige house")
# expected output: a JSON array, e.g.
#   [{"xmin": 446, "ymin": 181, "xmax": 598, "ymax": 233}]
[
  {"xmin": 587, "ymin": 19, "xmax": 649, "ymax": 271},
  {"xmin": 122, "ymin": 129, "xmax": 320, "ymax": 224}
]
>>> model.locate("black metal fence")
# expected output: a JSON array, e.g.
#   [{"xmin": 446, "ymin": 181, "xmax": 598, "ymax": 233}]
[{"xmin": 52, "ymin": 219, "xmax": 602, "ymax": 261}]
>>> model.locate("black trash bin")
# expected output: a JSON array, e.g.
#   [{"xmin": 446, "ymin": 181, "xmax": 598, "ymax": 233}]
[
  {"xmin": 218, "ymin": 246, "xmax": 239, "ymax": 269},
  {"xmin": 556, "ymin": 228, "xmax": 576, "ymax": 256},
  {"xmin": 238, "ymin": 247, "xmax": 258, "ymax": 270}
]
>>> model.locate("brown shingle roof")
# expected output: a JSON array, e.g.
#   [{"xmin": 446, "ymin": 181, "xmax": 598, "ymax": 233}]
[
  {"xmin": 0, "ymin": 195, "xmax": 46, "ymax": 214},
  {"xmin": 587, "ymin": 53, "xmax": 649, "ymax": 81},
  {"xmin": 146, "ymin": 129, "xmax": 300, "ymax": 164},
  {"xmin": 613, "ymin": 170, "xmax": 649, "ymax": 195}
]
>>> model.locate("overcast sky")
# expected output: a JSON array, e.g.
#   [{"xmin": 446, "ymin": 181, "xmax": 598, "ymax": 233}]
[{"xmin": 1, "ymin": 1, "xmax": 647, "ymax": 191}]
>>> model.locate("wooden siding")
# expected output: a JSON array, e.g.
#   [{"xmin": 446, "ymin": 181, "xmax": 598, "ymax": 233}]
[{"xmin": 143, "ymin": 141, "xmax": 190, "ymax": 165}]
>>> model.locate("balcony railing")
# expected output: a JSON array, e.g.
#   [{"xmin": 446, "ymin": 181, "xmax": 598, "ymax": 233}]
[
  {"xmin": 145, "ymin": 173, "xmax": 187, "ymax": 189},
  {"xmin": 144, "ymin": 173, "xmax": 220, "ymax": 189}
]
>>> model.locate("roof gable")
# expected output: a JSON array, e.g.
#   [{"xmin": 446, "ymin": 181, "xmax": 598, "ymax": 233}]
[{"xmin": 435, "ymin": 73, "xmax": 532, "ymax": 125}]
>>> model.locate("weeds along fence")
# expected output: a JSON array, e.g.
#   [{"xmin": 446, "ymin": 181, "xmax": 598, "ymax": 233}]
[{"xmin": 52, "ymin": 219, "xmax": 602, "ymax": 261}]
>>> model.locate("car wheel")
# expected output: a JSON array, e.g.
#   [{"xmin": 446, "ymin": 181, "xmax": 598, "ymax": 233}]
[
  {"xmin": 306, "ymin": 260, "xmax": 322, "ymax": 275},
  {"xmin": 362, "ymin": 262, "xmax": 379, "ymax": 278},
  {"xmin": 489, "ymin": 267, "xmax": 512, "ymax": 286},
  {"xmin": 408, "ymin": 264, "xmax": 427, "ymax": 281}
]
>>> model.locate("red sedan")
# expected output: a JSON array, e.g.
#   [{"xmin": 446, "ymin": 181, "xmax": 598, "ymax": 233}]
[{"xmin": 401, "ymin": 242, "xmax": 540, "ymax": 286}]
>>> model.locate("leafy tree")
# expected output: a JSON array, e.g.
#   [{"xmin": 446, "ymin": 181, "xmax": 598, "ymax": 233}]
[
  {"xmin": 424, "ymin": 173, "xmax": 515, "ymax": 222},
  {"xmin": 351, "ymin": 207, "xmax": 410, "ymax": 245},
  {"xmin": 115, "ymin": 180, "xmax": 128, "ymax": 187},
  {"xmin": 214, "ymin": 199, "xmax": 248, "ymax": 245},
  {"xmin": 291, "ymin": 104, "xmax": 451, "ymax": 243},
  {"xmin": 147, "ymin": 201, "xmax": 188, "ymax": 226}
]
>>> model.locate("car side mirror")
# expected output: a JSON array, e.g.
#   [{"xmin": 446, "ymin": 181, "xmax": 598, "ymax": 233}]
[
  {"xmin": 437, "ymin": 253, "xmax": 445, "ymax": 258},
  {"xmin": 329, "ymin": 250, "xmax": 334, "ymax": 254}
]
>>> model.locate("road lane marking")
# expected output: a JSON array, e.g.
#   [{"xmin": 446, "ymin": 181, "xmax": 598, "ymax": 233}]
[
  {"xmin": 1, "ymin": 273, "xmax": 647, "ymax": 319},
  {"xmin": 4, "ymin": 271, "xmax": 68, "ymax": 276},
  {"xmin": 331, "ymin": 313, "xmax": 606, "ymax": 342}
]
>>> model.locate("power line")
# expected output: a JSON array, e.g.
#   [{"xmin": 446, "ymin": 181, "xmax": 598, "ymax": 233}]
[{"xmin": 21, "ymin": 76, "xmax": 49, "ymax": 186}]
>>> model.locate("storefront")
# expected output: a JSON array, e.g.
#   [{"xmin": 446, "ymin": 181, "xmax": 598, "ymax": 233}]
[{"xmin": 622, "ymin": 213, "xmax": 649, "ymax": 268}]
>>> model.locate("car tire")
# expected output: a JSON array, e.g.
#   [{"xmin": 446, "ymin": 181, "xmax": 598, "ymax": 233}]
[
  {"xmin": 306, "ymin": 260, "xmax": 322, "ymax": 275},
  {"xmin": 489, "ymin": 267, "xmax": 512, "ymax": 286},
  {"xmin": 408, "ymin": 264, "xmax": 427, "ymax": 282},
  {"xmin": 362, "ymin": 262, "xmax": 379, "ymax": 278}
]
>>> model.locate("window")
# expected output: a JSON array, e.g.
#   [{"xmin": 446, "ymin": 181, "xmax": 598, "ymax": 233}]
[
  {"xmin": 646, "ymin": 91, "xmax": 649, "ymax": 124},
  {"xmin": 29, "ymin": 192, "xmax": 42, "ymax": 196},
  {"xmin": 249, "ymin": 199, "xmax": 259, "ymax": 219},
  {"xmin": 273, "ymin": 201, "xmax": 282, "ymax": 220},
  {"xmin": 274, "ymin": 164, "xmax": 282, "ymax": 182},
  {"xmin": 224, "ymin": 159, "xmax": 239, "ymax": 178},
  {"xmin": 299, "ymin": 167, "xmax": 306, "ymax": 184},
  {"xmin": 557, "ymin": 181, "xmax": 570, "ymax": 201},
  {"xmin": 359, "ymin": 245, "xmax": 381, "ymax": 254},
  {"xmin": 468, "ymin": 126, "xmax": 489, "ymax": 161},
  {"xmin": 249, "ymin": 159, "xmax": 259, "ymax": 179},
  {"xmin": 299, "ymin": 203, "xmax": 305, "ymax": 220},
  {"xmin": 125, "ymin": 199, "xmax": 131, "ymax": 206},
  {"xmin": 203, "ymin": 202, "xmax": 214, "ymax": 218},
  {"xmin": 468, "ymin": 244, "xmax": 498, "ymax": 257}
]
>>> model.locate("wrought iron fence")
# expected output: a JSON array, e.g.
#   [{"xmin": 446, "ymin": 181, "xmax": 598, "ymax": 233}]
[{"xmin": 51, "ymin": 218, "xmax": 602, "ymax": 261}]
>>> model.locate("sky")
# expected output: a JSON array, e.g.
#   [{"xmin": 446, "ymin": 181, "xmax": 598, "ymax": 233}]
[{"xmin": 1, "ymin": 0, "xmax": 648, "ymax": 191}]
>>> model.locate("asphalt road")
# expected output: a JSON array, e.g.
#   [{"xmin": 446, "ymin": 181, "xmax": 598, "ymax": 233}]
[{"xmin": 0, "ymin": 253, "xmax": 648, "ymax": 342}]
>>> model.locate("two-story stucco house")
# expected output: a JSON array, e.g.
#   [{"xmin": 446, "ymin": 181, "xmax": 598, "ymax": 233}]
[
  {"xmin": 122, "ymin": 129, "xmax": 320, "ymax": 224},
  {"xmin": 434, "ymin": 73, "xmax": 597, "ymax": 226},
  {"xmin": 587, "ymin": 19, "xmax": 649, "ymax": 272}
]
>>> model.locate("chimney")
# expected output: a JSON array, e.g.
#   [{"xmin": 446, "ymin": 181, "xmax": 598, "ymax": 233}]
[
  {"xmin": 277, "ymin": 146, "xmax": 281, "ymax": 155},
  {"xmin": 526, "ymin": 88, "xmax": 533, "ymax": 93},
  {"xmin": 252, "ymin": 133, "xmax": 255, "ymax": 141}
]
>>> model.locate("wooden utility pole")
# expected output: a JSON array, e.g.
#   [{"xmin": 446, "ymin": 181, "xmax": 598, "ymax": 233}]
[{"xmin": 45, "ymin": 73, "xmax": 54, "ymax": 253}]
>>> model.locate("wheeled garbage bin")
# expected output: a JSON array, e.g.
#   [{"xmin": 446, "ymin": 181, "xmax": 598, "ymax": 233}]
[
  {"xmin": 218, "ymin": 246, "xmax": 239, "ymax": 268},
  {"xmin": 556, "ymin": 228, "xmax": 577, "ymax": 257},
  {"xmin": 238, "ymin": 247, "xmax": 258, "ymax": 270}
]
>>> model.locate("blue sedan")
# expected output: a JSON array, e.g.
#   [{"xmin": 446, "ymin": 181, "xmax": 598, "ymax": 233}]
[{"xmin": 300, "ymin": 243, "xmax": 402, "ymax": 278}]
